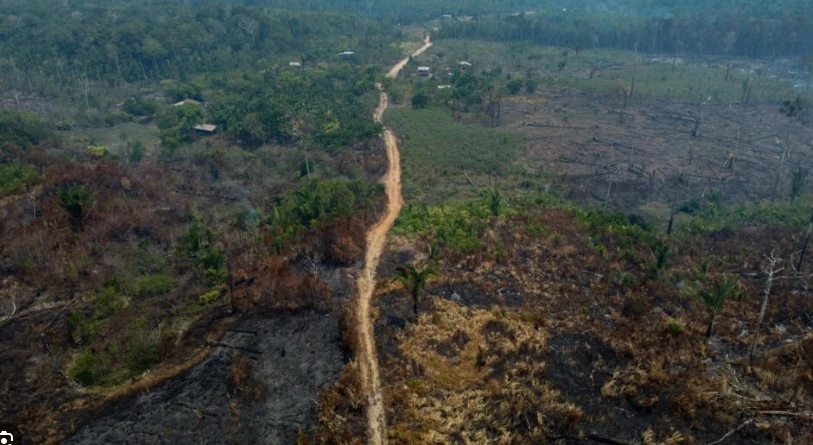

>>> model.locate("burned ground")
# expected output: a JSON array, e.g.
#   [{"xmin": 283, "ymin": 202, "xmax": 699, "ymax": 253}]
[
  {"xmin": 63, "ymin": 311, "xmax": 344, "ymax": 445},
  {"xmin": 361, "ymin": 207, "xmax": 813, "ymax": 443}
]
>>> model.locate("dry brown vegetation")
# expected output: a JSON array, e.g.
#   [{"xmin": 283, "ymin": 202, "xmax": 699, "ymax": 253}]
[
  {"xmin": 0, "ymin": 132, "xmax": 386, "ymax": 442},
  {"xmin": 342, "ymin": 208, "xmax": 813, "ymax": 444}
]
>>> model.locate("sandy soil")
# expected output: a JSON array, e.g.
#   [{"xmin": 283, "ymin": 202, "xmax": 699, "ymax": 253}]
[{"xmin": 356, "ymin": 35, "xmax": 432, "ymax": 445}]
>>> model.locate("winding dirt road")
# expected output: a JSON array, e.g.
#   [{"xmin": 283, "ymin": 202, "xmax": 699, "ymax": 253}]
[{"xmin": 356, "ymin": 35, "xmax": 432, "ymax": 445}]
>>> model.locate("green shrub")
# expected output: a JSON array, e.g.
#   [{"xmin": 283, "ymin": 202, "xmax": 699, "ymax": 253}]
[
  {"xmin": 0, "ymin": 160, "xmax": 39, "ymax": 196},
  {"xmin": 411, "ymin": 92, "xmax": 430, "ymax": 109},
  {"xmin": 666, "ymin": 318, "xmax": 683, "ymax": 335},
  {"xmin": 70, "ymin": 351, "xmax": 98, "ymax": 386},
  {"xmin": 57, "ymin": 184, "xmax": 94, "ymax": 232},
  {"xmin": 68, "ymin": 312, "xmax": 101, "ymax": 345},
  {"xmin": 123, "ymin": 97, "xmax": 159, "ymax": 116},
  {"xmin": 0, "ymin": 110, "xmax": 54, "ymax": 147},
  {"xmin": 126, "ymin": 336, "xmax": 159, "ymax": 376},
  {"xmin": 199, "ymin": 288, "xmax": 222, "ymax": 304},
  {"xmin": 136, "ymin": 274, "xmax": 172, "ymax": 297},
  {"xmin": 128, "ymin": 140, "xmax": 146, "ymax": 165},
  {"xmin": 394, "ymin": 200, "xmax": 491, "ymax": 253}
]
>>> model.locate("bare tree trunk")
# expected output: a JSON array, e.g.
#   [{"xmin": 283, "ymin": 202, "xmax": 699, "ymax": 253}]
[
  {"xmin": 705, "ymin": 313, "xmax": 716, "ymax": 343},
  {"xmin": 83, "ymin": 75, "xmax": 91, "ymax": 122},
  {"xmin": 797, "ymin": 215, "xmax": 813, "ymax": 274},
  {"xmin": 629, "ymin": 62, "xmax": 637, "ymax": 98},
  {"xmin": 304, "ymin": 148, "xmax": 311, "ymax": 179},
  {"xmin": 750, "ymin": 253, "xmax": 783, "ymax": 363},
  {"xmin": 771, "ymin": 132, "xmax": 791, "ymax": 202},
  {"xmin": 603, "ymin": 177, "xmax": 613, "ymax": 208}
]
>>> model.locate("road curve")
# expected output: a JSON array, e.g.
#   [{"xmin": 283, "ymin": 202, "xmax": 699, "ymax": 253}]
[{"xmin": 356, "ymin": 35, "xmax": 432, "ymax": 445}]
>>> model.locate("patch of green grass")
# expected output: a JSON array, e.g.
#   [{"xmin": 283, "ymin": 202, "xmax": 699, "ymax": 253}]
[
  {"xmin": 385, "ymin": 106, "xmax": 523, "ymax": 203},
  {"xmin": 561, "ymin": 62, "xmax": 800, "ymax": 104},
  {"xmin": 680, "ymin": 194, "xmax": 813, "ymax": 235},
  {"xmin": 136, "ymin": 273, "xmax": 173, "ymax": 298},
  {"xmin": 70, "ymin": 122, "xmax": 160, "ymax": 156}
]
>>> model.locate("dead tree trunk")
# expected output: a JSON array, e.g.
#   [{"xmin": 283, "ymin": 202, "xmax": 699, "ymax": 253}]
[
  {"xmin": 750, "ymin": 253, "xmax": 783, "ymax": 363},
  {"xmin": 796, "ymin": 212, "xmax": 813, "ymax": 274},
  {"xmin": 603, "ymin": 177, "xmax": 614, "ymax": 208},
  {"xmin": 771, "ymin": 132, "xmax": 791, "ymax": 202}
]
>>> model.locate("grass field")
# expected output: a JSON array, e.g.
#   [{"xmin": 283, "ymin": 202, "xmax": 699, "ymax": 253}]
[
  {"xmin": 65, "ymin": 122, "xmax": 161, "ymax": 155},
  {"xmin": 384, "ymin": 106, "xmax": 524, "ymax": 203}
]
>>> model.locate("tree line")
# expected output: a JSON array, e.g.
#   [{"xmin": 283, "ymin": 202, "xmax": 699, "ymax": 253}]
[
  {"xmin": 436, "ymin": 9, "xmax": 813, "ymax": 58},
  {"xmin": 0, "ymin": 0, "xmax": 398, "ymax": 96}
]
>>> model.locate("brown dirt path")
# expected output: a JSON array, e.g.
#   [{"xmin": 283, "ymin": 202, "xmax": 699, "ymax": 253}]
[{"xmin": 356, "ymin": 35, "xmax": 432, "ymax": 445}]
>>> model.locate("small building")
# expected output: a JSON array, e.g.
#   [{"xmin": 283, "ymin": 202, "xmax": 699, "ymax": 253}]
[
  {"xmin": 338, "ymin": 51, "xmax": 356, "ymax": 56},
  {"xmin": 437, "ymin": 85, "xmax": 452, "ymax": 89},
  {"xmin": 459, "ymin": 61, "xmax": 472, "ymax": 67},
  {"xmin": 173, "ymin": 98, "xmax": 202, "ymax": 107},
  {"xmin": 194, "ymin": 124, "xmax": 217, "ymax": 135},
  {"xmin": 289, "ymin": 61, "xmax": 302, "ymax": 68},
  {"xmin": 417, "ymin": 66, "xmax": 431, "ymax": 77}
]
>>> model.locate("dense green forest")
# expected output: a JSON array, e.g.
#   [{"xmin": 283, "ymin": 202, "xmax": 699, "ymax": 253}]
[
  {"xmin": 252, "ymin": 0, "xmax": 811, "ymax": 56},
  {"xmin": 0, "ymin": 0, "xmax": 399, "ymax": 129},
  {"xmin": 436, "ymin": 9, "xmax": 813, "ymax": 57}
]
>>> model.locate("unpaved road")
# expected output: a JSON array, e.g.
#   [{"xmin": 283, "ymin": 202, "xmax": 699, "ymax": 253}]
[{"xmin": 357, "ymin": 35, "xmax": 432, "ymax": 445}]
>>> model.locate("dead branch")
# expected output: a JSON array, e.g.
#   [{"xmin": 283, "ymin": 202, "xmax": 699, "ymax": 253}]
[
  {"xmin": 750, "ymin": 252, "xmax": 783, "ymax": 363},
  {"xmin": 524, "ymin": 123, "xmax": 587, "ymax": 130},
  {"xmin": 757, "ymin": 410, "xmax": 813, "ymax": 419},
  {"xmin": 705, "ymin": 418, "xmax": 754, "ymax": 445},
  {"xmin": 0, "ymin": 297, "xmax": 17, "ymax": 327},
  {"xmin": 463, "ymin": 171, "xmax": 479, "ymax": 191},
  {"xmin": 206, "ymin": 340, "xmax": 262, "ymax": 355}
]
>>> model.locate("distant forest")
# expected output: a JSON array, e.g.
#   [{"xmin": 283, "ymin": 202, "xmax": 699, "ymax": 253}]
[
  {"xmin": 1, "ymin": 0, "xmax": 810, "ymax": 96},
  {"xmin": 0, "ymin": 0, "xmax": 397, "ymax": 92},
  {"xmin": 258, "ymin": 0, "xmax": 813, "ymax": 57}
]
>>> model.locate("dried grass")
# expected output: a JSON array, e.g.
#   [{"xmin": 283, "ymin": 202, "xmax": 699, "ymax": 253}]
[{"xmin": 389, "ymin": 299, "xmax": 580, "ymax": 443}]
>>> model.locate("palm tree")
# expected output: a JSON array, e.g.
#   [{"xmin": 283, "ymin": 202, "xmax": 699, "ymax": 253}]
[
  {"xmin": 392, "ymin": 262, "xmax": 436, "ymax": 316},
  {"xmin": 698, "ymin": 277, "xmax": 741, "ymax": 343}
]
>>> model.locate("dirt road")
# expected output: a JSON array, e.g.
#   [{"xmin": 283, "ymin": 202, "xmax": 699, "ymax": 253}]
[{"xmin": 356, "ymin": 35, "xmax": 432, "ymax": 445}]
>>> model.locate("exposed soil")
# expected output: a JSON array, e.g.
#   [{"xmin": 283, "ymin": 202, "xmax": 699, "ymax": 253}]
[{"xmin": 63, "ymin": 311, "xmax": 344, "ymax": 445}]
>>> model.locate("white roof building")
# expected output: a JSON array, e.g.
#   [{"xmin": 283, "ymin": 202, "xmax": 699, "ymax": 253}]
[
  {"xmin": 173, "ymin": 98, "xmax": 202, "ymax": 107},
  {"xmin": 194, "ymin": 124, "xmax": 216, "ymax": 133}
]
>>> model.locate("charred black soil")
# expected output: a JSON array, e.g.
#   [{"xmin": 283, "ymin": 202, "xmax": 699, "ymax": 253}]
[{"xmin": 64, "ymin": 311, "xmax": 344, "ymax": 445}]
